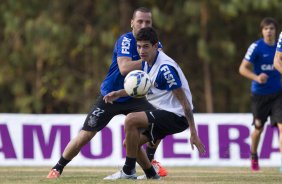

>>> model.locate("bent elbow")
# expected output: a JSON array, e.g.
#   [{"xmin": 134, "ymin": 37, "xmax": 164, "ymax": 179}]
[{"xmin": 120, "ymin": 68, "xmax": 129, "ymax": 76}]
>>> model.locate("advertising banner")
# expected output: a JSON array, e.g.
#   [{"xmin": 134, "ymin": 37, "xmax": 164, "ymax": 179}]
[{"xmin": 0, "ymin": 113, "xmax": 280, "ymax": 167}]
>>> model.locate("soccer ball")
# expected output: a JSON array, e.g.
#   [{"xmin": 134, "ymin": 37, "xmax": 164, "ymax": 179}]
[{"xmin": 124, "ymin": 70, "xmax": 152, "ymax": 98}]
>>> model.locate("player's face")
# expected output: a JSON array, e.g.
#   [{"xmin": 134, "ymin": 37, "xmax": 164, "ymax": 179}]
[
  {"xmin": 137, "ymin": 41, "xmax": 158, "ymax": 64},
  {"xmin": 131, "ymin": 11, "xmax": 152, "ymax": 37},
  {"xmin": 262, "ymin": 24, "xmax": 276, "ymax": 41}
]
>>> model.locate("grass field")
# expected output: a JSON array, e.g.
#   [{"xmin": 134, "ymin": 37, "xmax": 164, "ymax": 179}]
[{"xmin": 0, "ymin": 167, "xmax": 282, "ymax": 184}]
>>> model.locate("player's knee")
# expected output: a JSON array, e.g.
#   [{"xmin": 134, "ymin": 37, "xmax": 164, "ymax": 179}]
[
  {"xmin": 124, "ymin": 113, "xmax": 138, "ymax": 129},
  {"xmin": 253, "ymin": 119, "xmax": 263, "ymax": 130},
  {"xmin": 75, "ymin": 130, "xmax": 96, "ymax": 147}
]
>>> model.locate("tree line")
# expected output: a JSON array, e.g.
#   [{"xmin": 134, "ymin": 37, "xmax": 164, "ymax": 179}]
[{"xmin": 0, "ymin": 0, "xmax": 281, "ymax": 113}]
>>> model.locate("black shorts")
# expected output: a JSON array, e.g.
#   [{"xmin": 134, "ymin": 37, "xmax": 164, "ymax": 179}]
[
  {"xmin": 82, "ymin": 95, "xmax": 156, "ymax": 132},
  {"xmin": 142, "ymin": 110, "xmax": 189, "ymax": 145},
  {"xmin": 251, "ymin": 90, "xmax": 282, "ymax": 126}
]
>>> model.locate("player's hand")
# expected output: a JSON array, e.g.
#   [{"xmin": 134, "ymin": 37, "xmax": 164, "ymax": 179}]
[
  {"xmin": 103, "ymin": 91, "xmax": 120, "ymax": 104},
  {"xmin": 256, "ymin": 73, "xmax": 268, "ymax": 84},
  {"xmin": 190, "ymin": 133, "xmax": 206, "ymax": 155}
]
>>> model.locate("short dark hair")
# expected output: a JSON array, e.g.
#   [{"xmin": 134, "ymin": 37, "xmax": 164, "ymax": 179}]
[
  {"xmin": 136, "ymin": 27, "xmax": 159, "ymax": 45},
  {"xmin": 260, "ymin": 17, "xmax": 278, "ymax": 31},
  {"xmin": 132, "ymin": 7, "xmax": 151, "ymax": 19}
]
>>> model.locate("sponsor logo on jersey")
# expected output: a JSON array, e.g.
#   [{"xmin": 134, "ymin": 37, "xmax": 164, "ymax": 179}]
[
  {"xmin": 160, "ymin": 65, "xmax": 177, "ymax": 88},
  {"xmin": 121, "ymin": 37, "xmax": 131, "ymax": 54},
  {"xmin": 261, "ymin": 64, "xmax": 274, "ymax": 71},
  {"xmin": 245, "ymin": 43, "xmax": 257, "ymax": 60}
]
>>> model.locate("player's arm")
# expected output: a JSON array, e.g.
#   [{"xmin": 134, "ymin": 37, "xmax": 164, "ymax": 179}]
[
  {"xmin": 239, "ymin": 59, "xmax": 268, "ymax": 84},
  {"xmin": 274, "ymin": 50, "xmax": 282, "ymax": 74},
  {"xmin": 239, "ymin": 59, "xmax": 257, "ymax": 80},
  {"xmin": 172, "ymin": 88, "xmax": 206, "ymax": 154},
  {"xmin": 103, "ymin": 89, "xmax": 128, "ymax": 104},
  {"xmin": 117, "ymin": 57, "xmax": 142, "ymax": 76}
]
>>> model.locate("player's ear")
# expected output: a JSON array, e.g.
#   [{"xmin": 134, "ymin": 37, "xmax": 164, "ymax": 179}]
[{"xmin": 153, "ymin": 43, "xmax": 158, "ymax": 49}]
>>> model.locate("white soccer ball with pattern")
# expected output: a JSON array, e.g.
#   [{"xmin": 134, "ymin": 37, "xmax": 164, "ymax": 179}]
[{"xmin": 124, "ymin": 70, "xmax": 152, "ymax": 98}]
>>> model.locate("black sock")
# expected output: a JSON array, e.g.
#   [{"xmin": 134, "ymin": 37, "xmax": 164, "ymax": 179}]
[
  {"xmin": 122, "ymin": 157, "xmax": 136, "ymax": 175},
  {"xmin": 52, "ymin": 156, "xmax": 71, "ymax": 174},
  {"xmin": 146, "ymin": 147, "xmax": 156, "ymax": 162},
  {"xmin": 143, "ymin": 166, "xmax": 157, "ymax": 178},
  {"xmin": 251, "ymin": 153, "xmax": 258, "ymax": 160}
]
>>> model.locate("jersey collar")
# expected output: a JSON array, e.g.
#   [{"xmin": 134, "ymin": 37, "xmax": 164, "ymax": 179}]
[{"xmin": 146, "ymin": 51, "xmax": 159, "ymax": 73}]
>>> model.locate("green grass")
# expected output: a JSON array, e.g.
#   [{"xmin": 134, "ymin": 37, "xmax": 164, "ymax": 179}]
[{"xmin": 0, "ymin": 167, "xmax": 281, "ymax": 184}]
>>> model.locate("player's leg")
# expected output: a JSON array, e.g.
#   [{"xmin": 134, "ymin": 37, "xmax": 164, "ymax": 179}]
[
  {"xmin": 137, "ymin": 142, "xmax": 152, "ymax": 169},
  {"xmin": 47, "ymin": 95, "xmax": 117, "ymax": 179},
  {"xmin": 139, "ymin": 110, "xmax": 188, "ymax": 179},
  {"xmin": 125, "ymin": 97, "xmax": 167, "ymax": 176},
  {"xmin": 250, "ymin": 119, "xmax": 264, "ymax": 171},
  {"xmin": 146, "ymin": 141, "xmax": 160, "ymax": 161},
  {"xmin": 63, "ymin": 130, "xmax": 96, "ymax": 160},
  {"xmin": 120, "ymin": 128, "xmax": 160, "ymax": 179},
  {"xmin": 251, "ymin": 120, "xmax": 264, "ymax": 159},
  {"xmin": 136, "ymin": 134, "xmax": 161, "ymax": 179},
  {"xmin": 145, "ymin": 141, "xmax": 167, "ymax": 177},
  {"xmin": 47, "ymin": 130, "xmax": 97, "ymax": 178},
  {"xmin": 104, "ymin": 111, "xmax": 158, "ymax": 180},
  {"xmin": 123, "ymin": 112, "xmax": 154, "ymax": 176},
  {"xmin": 250, "ymin": 94, "xmax": 269, "ymax": 171}
]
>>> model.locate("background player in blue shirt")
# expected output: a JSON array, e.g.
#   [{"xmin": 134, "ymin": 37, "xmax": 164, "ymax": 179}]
[
  {"xmin": 239, "ymin": 17, "xmax": 282, "ymax": 172},
  {"xmin": 274, "ymin": 31, "xmax": 282, "ymax": 73},
  {"xmin": 47, "ymin": 7, "xmax": 166, "ymax": 179}
]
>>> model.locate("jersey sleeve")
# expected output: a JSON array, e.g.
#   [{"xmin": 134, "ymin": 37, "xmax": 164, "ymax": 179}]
[
  {"xmin": 244, "ymin": 42, "xmax": 258, "ymax": 63},
  {"xmin": 116, "ymin": 35, "xmax": 134, "ymax": 57},
  {"xmin": 277, "ymin": 32, "xmax": 282, "ymax": 52},
  {"xmin": 156, "ymin": 64, "xmax": 182, "ymax": 91}
]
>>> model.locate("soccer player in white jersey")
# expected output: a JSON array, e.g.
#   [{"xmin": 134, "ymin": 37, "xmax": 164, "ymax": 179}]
[
  {"xmin": 103, "ymin": 27, "xmax": 206, "ymax": 180},
  {"xmin": 47, "ymin": 7, "xmax": 167, "ymax": 179},
  {"xmin": 239, "ymin": 17, "xmax": 282, "ymax": 172},
  {"xmin": 274, "ymin": 31, "xmax": 282, "ymax": 73}
]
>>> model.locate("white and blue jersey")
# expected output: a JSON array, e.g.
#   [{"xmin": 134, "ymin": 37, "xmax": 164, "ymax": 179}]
[
  {"xmin": 244, "ymin": 39, "xmax": 282, "ymax": 95},
  {"xmin": 100, "ymin": 32, "xmax": 162, "ymax": 102},
  {"xmin": 277, "ymin": 32, "xmax": 282, "ymax": 52},
  {"xmin": 143, "ymin": 51, "xmax": 193, "ymax": 117}
]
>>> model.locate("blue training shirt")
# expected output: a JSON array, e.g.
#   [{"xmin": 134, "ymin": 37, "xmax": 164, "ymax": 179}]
[
  {"xmin": 244, "ymin": 39, "xmax": 282, "ymax": 95},
  {"xmin": 100, "ymin": 32, "xmax": 162, "ymax": 102}
]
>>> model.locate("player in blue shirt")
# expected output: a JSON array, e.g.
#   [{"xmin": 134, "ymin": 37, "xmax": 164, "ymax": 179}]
[
  {"xmin": 100, "ymin": 9, "xmax": 167, "ymax": 176},
  {"xmin": 239, "ymin": 17, "xmax": 282, "ymax": 172},
  {"xmin": 47, "ymin": 7, "xmax": 166, "ymax": 179},
  {"xmin": 274, "ymin": 31, "xmax": 282, "ymax": 73}
]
